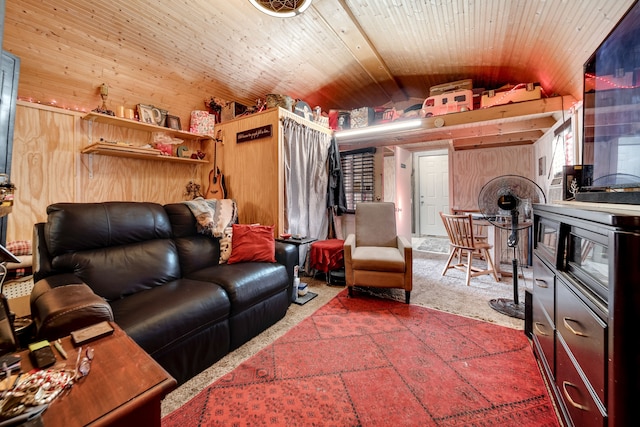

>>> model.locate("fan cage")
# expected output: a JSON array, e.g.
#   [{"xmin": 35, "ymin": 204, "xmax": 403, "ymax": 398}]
[
  {"xmin": 249, "ymin": 0, "xmax": 313, "ymax": 17},
  {"xmin": 477, "ymin": 175, "xmax": 545, "ymax": 231}
]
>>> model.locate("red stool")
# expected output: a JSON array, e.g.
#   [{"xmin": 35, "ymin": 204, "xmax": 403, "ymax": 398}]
[{"xmin": 310, "ymin": 239, "xmax": 345, "ymax": 284}]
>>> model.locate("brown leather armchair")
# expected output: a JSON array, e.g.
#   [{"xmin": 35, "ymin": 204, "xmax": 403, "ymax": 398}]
[{"xmin": 344, "ymin": 202, "xmax": 412, "ymax": 303}]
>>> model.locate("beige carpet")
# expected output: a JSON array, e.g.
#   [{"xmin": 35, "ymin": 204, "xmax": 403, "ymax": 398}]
[{"xmin": 161, "ymin": 248, "xmax": 531, "ymax": 417}]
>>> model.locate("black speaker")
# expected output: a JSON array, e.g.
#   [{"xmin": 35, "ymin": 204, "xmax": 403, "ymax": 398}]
[{"xmin": 524, "ymin": 289, "xmax": 533, "ymax": 338}]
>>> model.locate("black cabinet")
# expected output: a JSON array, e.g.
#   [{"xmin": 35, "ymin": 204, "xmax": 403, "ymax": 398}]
[{"xmin": 531, "ymin": 203, "xmax": 640, "ymax": 427}]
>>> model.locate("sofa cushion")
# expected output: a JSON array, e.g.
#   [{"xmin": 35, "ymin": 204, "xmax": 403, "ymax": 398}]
[
  {"xmin": 43, "ymin": 202, "xmax": 181, "ymax": 300},
  {"xmin": 45, "ymin": 202, "xmax": 172, "ymax": 256},
  {"xmin": 53, "ymin": 239, "xmax": 181, "ymax": 301},
  {"xmin": 227, "ymin": 224, "xmax": 276, "ymax": 264},
  {"xmin": 186, "ymin": 263, "xmax": 288, "ymax": 314},
  {"xmin": 164, "ymin": 203, "xmax": 222, "ymax": 273},
  {"xmin": 109, "ymin": 278, "xmax": 231, "ymax": 356}
]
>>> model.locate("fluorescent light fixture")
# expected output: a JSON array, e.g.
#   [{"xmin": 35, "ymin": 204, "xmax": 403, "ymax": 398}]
[
  {"xmin": 249, "ymin": 0, "xmax": 313, "ymax": 18},
  {"xmin": 334, "ymin": 119, "xmax": 424, "ymax": 141}
]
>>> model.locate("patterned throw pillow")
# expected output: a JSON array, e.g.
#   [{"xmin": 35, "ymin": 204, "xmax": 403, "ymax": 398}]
[
  {"xmin": 218, "ymin": 226, "xmax": 233, "ymax": 264},
  {"xmin": 3, "ymin": 240, "xmax": 32, "ymax": 279},
  {"xmin": 5, "ymin": 240, "xmax": 31, "ymax": 256},
  {"xmin": 181, "ymin": 198, "xmax": 238, "ymax": 264}
]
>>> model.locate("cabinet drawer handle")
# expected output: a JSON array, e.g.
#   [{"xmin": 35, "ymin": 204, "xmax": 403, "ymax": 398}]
[
  {"xmin": 563, "ymin": 317, "xmax": 588, "ymax": 337},
  {"xmin": 562, "ymin": 381, "xmax": 589, "ymax": 411},
  {"xmin": 534, "ymin": 322, "xmax": 549, "ymax": 336},
  {"xmin": 534, "ymin": 278, "xmax": 548, "ymax": 288}
]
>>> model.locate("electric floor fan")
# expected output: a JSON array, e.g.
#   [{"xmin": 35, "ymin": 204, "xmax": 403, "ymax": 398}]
[{"xmin": 478, "ymin": 175, "xmax": 546, "ymax": 319}]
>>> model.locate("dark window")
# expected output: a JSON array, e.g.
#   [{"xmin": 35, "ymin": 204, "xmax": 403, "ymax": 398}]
[
  {"xmin": 340, "ymin": 148, "xmax": 376, "ymax": 212},
  {"xmin": 454, "ymin": 94, "xmax": 467, "ymax": 102}
]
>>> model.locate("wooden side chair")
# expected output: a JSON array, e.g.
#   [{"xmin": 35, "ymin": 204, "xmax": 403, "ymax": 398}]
[
  {"xmin": 440, "ymin": 212, "xmax": 500, "ymax": 286},
  {"xmin": 451, "ymin": 208, "xmax": 488, "ymax": 245}
]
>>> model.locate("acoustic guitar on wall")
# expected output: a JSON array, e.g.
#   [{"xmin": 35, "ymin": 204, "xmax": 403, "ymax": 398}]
[
  {"xmin": 205, "ymin": 137, "xmax": 227, "ymax": 199},
  {"xmin": 206, "ymin": 167, "xmax": 226, "ymax": 199}
]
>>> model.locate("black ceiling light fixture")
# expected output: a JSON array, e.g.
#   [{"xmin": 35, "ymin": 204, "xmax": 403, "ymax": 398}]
[{"xmin": 249, "ymin": 0, "xmax": 313, "ymax": 18}]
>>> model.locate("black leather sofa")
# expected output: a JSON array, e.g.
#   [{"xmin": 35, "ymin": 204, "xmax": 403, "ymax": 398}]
[{"xmin": 30, "ymin": 201, "xmax": 297, "ymax": 385}]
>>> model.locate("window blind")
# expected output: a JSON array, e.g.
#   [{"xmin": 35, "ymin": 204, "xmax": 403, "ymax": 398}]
[{"xmin": 340, "ymin": 147, "xmax": 376, "ymax": 212}]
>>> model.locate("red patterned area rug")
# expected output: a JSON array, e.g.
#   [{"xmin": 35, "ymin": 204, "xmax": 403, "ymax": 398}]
[{"xmin": 162, "ymin": 290, "xmax": 559, "ymax": 426}]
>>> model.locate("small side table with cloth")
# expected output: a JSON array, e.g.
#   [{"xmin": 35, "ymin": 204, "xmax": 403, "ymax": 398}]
[{"xmin": 310, "ymin": 239, "xmax": 345, "ymax": 284}]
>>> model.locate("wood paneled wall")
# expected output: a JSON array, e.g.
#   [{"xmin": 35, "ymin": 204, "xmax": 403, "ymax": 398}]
[
  {"xmin": 450, "ymin": 144, "xmax": 534, "ymax": 211},
  {"xmin": 217, "ymin": 107, "xmax": 332, "ymax": 234},
  {"xmin": 6, "ymin": 101, "xmax": 211, "ymax": 242},
  {"xmin": 217, "ymin": 108, "xmax": 282, "ymax": 231}
]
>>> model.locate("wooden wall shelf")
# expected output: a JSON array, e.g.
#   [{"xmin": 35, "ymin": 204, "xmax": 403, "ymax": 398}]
[
  {"xmin": 81, "ymin": 142, "xmax": 208, "ymax": 164},
  {"xmin": 82, "ymin": 111, "xmax": 213, "ymax": 142},
  {"xmin": 336, "ymin": 95, "xmax": 577, "ymax": 152},
  {"xmin": 80, "ymin": 113, "xmax": 212, "ymax": 178}
]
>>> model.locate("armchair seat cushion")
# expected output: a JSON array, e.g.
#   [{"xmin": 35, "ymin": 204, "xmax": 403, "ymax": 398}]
[{"xmin": 352, "ymin": 246, "xmax": 405, "ymax": 272}]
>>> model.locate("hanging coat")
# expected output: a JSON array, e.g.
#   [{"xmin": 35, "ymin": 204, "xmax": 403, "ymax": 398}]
[{"xmin": 327, "ymin": 136, "xmax": 347, "ymax": 215}]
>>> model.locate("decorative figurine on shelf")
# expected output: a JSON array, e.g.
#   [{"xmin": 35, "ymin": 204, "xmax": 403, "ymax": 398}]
[
  {"xmin": 238, "ymin": 98, "xmax": 266, "ymax": 117},
  {"xmin": 189, "ymin": 150, "xmax": 206, "ymax": 160},
  {"xmin": 569, "ymin": 178, "xmax": 580, "ymax": 199},
  {"xmin": 92, "ymin": 83, "xmax": 115, "ymax": 116},
  {"xmin": 205, "ymin": 97, "xmax": 226, "ymax": 124},
  {"xmin": 184, "ymin": 181, "xmax": 203, "ymax": 200}
]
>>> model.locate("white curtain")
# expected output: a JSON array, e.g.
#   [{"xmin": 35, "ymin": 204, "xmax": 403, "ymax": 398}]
[{"xmin": 282, "ymin": 117, "xmax": 331, "ymax": 267}]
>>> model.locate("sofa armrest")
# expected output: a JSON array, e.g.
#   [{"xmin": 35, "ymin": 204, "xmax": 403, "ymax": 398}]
[
  {"xmin": 275, "ymin": 241, "xmax": 297, "ymax": 290},
  {"xmin": 30, "ymin": 277, "xmax": 114, "ymax": 341}
]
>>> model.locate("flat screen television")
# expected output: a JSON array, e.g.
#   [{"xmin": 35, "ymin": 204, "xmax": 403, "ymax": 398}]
[{"xmin": 580, "ymin": 0, "xmax": 640, "ymax": 204}]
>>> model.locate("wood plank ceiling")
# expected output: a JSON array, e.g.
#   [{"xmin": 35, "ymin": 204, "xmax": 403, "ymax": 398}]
[{"xmin": 3, "ymin": 0, "xmax": 636, "ymax": 151}]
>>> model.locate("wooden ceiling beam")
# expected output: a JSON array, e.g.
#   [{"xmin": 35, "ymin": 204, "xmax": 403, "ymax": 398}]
[
  {"xmin": 452, "ymin": 130, "xmax": 543, "ymax": 150},
  {"xmin": 312, "ymin": 0, "xmax": 406, "ymax": 104}
]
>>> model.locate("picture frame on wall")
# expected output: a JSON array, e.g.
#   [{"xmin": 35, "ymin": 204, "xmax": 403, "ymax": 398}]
[
  {"xmin": 152, "ymin": 107, "xmax": 168, "ymax": 127},
  {"xmin": 137, "ymin": 104, "xmax": 155, "ymax": 124},
  {"xmin": 166, "ymin": 115, "xmax": 181, "ymax": 130},
  {"xmin": 538, "ymin": 156, "xmax": 546, "ymax": 176}
]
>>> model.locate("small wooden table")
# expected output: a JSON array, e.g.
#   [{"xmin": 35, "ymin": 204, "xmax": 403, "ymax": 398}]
[
  {"xmin": 476, "ymin": 219, "xmax": 532, "ymax": 278},
  {"xmin": 17, "ymin": 323, "xmax": 176, "ymax": 427}
]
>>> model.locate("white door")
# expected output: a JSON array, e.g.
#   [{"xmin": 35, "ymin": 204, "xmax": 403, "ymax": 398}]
[
  {"xmin": 394, "ymin": 146, "xmax": 412, "ymax": 240},
  {"xmin": 419, "ymin": 154, "xmax": 448, "ymax": 236}
]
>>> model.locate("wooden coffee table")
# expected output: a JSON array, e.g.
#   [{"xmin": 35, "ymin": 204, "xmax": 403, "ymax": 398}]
[{"xmin": 17, "ymin": 322, "xmax": 176, "ymax": 427}]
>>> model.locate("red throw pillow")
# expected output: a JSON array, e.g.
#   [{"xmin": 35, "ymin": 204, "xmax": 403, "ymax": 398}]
[{"xmin": 227, "ymin": 224, "xmax": 276, "ymax": 264}]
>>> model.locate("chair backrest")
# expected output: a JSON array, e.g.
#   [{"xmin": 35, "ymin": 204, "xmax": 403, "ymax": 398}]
[
  {"xmin": 355, "ymin": 202, "xmax": 397, "ymax": 247},
  {"xmin": 440, "ymin": 212, "xmax": 478, "ymax": 250}
]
